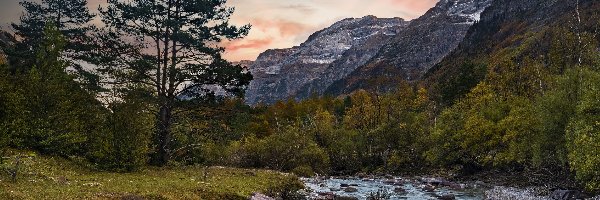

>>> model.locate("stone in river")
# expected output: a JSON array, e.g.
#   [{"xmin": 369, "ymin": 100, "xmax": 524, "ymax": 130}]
[
  {"xmin": 438, "ymin": 194, "xmax": 456, "ymax": 200},
  {"xmin": 551, "ymin": 190, "xmax": 582, "ymax": 200},
  {"xmin": 423, "ymin": 184, "xmax": 436, "ymax": 192},
  {"xmin": 344, "ymin": 187, "xmax": 358, "ymax": 193},
  {"xmin": 394, "ymin": 187, "xmax": 407, "ymax": 194},
  {"xmin": 249, "ymin": 193, "xmax": 275, "ymax": 200}
]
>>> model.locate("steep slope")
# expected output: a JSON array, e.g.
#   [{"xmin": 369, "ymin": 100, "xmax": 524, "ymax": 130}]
[
  {"xmin": 324, "ymin": 0, "xmax": 493, "ymax": 96},
  {"xmin": 0, "ymin": 31, "xmax": 15, "ymax": 64},
  {"xmin": 423, "ymin": 0, "xmax": 600, "ymax": 106},
  {"xmin": 245, "ymin": 16, "xmax": 408, "ymax": 105}
]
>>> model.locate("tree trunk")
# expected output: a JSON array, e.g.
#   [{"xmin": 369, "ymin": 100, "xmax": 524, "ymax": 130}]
[{"xmin": 152, "ymin": 103, "xmax": 172, "ymax": 166}]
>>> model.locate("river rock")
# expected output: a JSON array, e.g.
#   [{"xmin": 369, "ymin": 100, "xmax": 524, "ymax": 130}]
[
  {"xmin": 349, "ymin": 183, "xmax": 359, "ymax": 187},
  {"xmin": 330, "ymin": 188, "xmax": 341, "ymax": 192},
  {"xmin": 438, "ymin": 194, "xmax": 456, "ymax": 200},
  {"xmin": 551, "ymin": 190, "xmax": 582, "ymax": 200},
  {"xmin": 422, "ymin": 177, "xmax": 444, "ymax": 186},
  {"xmin": 384, "ymin": 179, "xmax": 397, "ymax": 185},
  {"xmin": 336, "ymin": 196, "xmax": 359, "ymax": 200},
  {"xmin": 356, "ymin": 172, "xmax": 367, "ymax": 178},
  {"xmin": 344, "ymin": 187, "xmax": 358, "ymax": 193},
  {"xmin": 394, "ymin": 187, "xmax": 407, "ymax": 194},
  {"xmin": 423, "ymin": 184, "xmax": 436, "ymax": 192},
  {"xmin": 340, "ymin": 183, "xmax": 350, "ymax": 187},
  {"xmin": 249, "ymin": 193, "xmax": 275, "ymax": 200},
  {"xmin": 316, "ymin": 192, "xmax": 335, "ymax": 200}
]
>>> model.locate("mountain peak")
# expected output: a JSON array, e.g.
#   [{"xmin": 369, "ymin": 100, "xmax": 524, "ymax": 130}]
[{"xmin": 245, "ymin": 17, "xmax": 409, "ymax": 105}]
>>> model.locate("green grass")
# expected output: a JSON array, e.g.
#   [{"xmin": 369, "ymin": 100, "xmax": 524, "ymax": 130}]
[{"xmin": 0, "ymin": 150, "xmax": 303, "ymax": 200}]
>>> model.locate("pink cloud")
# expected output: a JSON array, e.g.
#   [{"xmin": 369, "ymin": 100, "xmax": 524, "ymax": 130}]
[
  {"xmin": 224, "ymin": 38, "xmax": 274, "ymax": 52},
  {"xmin": 251, "ymin": 19, "xmax": 312, "ymax": 37},
  {"xmin": 390, "ymin": 0, "xmax": 438, "ymax": 12}
]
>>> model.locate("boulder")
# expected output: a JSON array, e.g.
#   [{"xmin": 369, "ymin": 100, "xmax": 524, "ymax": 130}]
[
  {"xmin": 344, "ymin": 187, "xmax": 359, "ymax": 193},
  {"xmin": 551, "ymin": 190, "xmax": 583, "ymax": 200},
  {"xmin": 384, "ymin": 179, "xmax": 397, "ymax": 185},
  {"xmin": 335, "ymin": 196, "xmax": 359, "ymax": 200},
  {"xmin": 249, "ymin": 193, "xmax": 275, "ymax": 200},
  {"xmin": 438, "ymin": 194, "xmax": 456, "ymax": 200},
  {"xmin": 356, "ymin": 172, "xmax": 368, "ymax": 178},
  {"xmin": 422, "ymin": 184, "xmax": 436, "ymax": 192},
  {"xmin": 394, "ymin": 187, "xmax": 407, "ymax": 194}
]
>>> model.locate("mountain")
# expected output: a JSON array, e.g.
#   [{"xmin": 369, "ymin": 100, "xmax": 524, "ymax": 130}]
[
  {"xmin": 0, "ymin": 31, "xmax": 15, "ymax": 64},
  {"xmin": 324, "ymin": 0, "xmax": 493, "ymax": 96},
  {"xmin": 423, "ymin": 0, "xmax": 600, "ymax": 106},
  {"xmin": 245, "ymin": 16, "xmax": 408, "ymax": 105},
  {"xmin": 233, "ymin": 60, "xmax": 254, "ymax": 68}
]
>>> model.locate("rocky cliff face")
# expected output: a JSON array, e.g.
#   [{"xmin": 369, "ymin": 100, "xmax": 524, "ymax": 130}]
[
  {"xmin": 325, "ymin": 0, "xmax": 493, "ymax": 96},
  {"xmin": 245, "ymin": 16, "xmax": 408, "ymax": 105},
  {"xmin": 423, "ymin": 0, "xmax": 598, "ymax": 106}
]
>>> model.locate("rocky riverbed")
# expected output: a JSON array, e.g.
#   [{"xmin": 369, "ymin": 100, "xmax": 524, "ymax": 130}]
[{"xmin": 300, "ymin": 176, "xmax": 599, "ymax": 200}]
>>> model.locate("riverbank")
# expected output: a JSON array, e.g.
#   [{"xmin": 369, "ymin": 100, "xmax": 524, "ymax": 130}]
[
  {"xmin": 0, "ymin": 150, "xmax": 303, "ymax": 199},
  {"xmin": 301, "ymin": 175, "xmax": 600, "ymax": 200},
  {"xmin": 301, "ymin": 170, "xmax": 600, "ymax": 200}
]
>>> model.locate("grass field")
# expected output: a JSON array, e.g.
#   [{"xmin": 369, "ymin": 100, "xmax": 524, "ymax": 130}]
[{"xmin": 0, "ymin": 150, "xmax": 303, "ymax": 200}]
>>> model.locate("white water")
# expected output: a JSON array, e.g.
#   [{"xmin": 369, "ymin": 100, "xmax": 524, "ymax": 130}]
[{"xmin": 302, "ymin": 177, "xmax": 487, "ymax": 200}]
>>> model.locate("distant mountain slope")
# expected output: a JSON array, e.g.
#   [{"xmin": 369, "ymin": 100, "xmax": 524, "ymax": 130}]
[
  {"xmin": 325, "ymin": 0, "xmax": 493, "ymax": 96},
  {"xmin": 0, "ymin": 31, "xmax": 15, "ymax": 64},
  {"xmin": 245, "ymin": 16, "xmax": 408, "ymax": 105},
  {"xmin": 423, "ymin": 0, "xmax": 600, "ymax": 106}
]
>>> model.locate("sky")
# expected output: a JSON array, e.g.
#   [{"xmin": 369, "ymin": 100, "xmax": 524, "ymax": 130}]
[{"xmin": 0, "ymin": 0, "xmax": 438, "ymax": 61}]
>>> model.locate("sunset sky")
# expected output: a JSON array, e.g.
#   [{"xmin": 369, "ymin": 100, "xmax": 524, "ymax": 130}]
[{"xmin": 0, "ymin": 0, "xmax": 438, "ymax": 61}]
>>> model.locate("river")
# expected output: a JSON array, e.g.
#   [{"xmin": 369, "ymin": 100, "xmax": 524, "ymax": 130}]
[{"xmin": 300, "ymin": 176, "xmax": 559, "ymax": 200}]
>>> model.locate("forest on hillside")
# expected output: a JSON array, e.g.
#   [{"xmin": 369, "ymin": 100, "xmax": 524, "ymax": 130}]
[{"xmin": 0, "ymin": 0, "xmax": 598, "ymax": 197}]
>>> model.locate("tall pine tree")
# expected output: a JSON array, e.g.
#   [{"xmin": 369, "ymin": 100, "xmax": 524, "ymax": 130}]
[
  {"xmin": 9, "ymin": 0, "xmax": 95, "ymax": 82},
  {"xmin": 95, "ymin": 0, "xmax": 252, "ymax": 165}
]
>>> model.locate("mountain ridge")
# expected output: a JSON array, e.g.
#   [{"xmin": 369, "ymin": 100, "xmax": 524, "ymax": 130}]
[
  {"xmin": 245, "ymin": 16, "xmax": 408, "ymax": 105},
  {"xmin": 324, "ymin": 0, "xmax": 493, "ymax": 96}
]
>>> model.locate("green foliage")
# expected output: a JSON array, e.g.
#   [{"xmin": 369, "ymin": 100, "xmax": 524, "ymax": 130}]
[
  {"xmin": 6, "ymin": 24, "xmax": 104, "ymax": 156},
  {"xmin": 436, "ymin": 61, "xmax": 488, "ymax": 106},
  {"xmin": 566, "ymin": 68, "xmax": 600, "ymax": 191},
  {"xmin": 95, "ymin": 0, "xmax": 252, "ymax": 166},
  {"xmin": 0, "ymin": 150, "xmax": 303, "ymax": 199},
  {"xmin": 9, "ymin": 0, "xmax": 96, "ymax": 85},
  {"xmin": 0, "ymin": 66, "xmax": 12, "ymax": 156},
  {"xmin": 232, "ymin": 126, "xmax": 330, "ymax": 175},
  {"xmin": 88, "ymin": 99, "xmax": 152, "ymax": 172}
]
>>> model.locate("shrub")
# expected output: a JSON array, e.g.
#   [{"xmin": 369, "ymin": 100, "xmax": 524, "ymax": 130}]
[
  {"xmin": 232, "ymin": 125, "xmax": 330, "ymax": 174},
  {"xmin": 566, "ymin": 68, "xmax": 600, "ymax": 192},
  {"xmin": 88, "ymin": 101, "xmax": 151, "ymax": 171},
  {"xmin": 291, "ymin": 165, "xmax": 315, "ymax": 177}
]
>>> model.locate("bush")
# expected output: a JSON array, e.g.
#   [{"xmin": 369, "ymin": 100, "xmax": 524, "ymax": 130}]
[
  {"xmin": 566, "ymin": 69, "xmax": 600, "ymax": 192},
  {"xmin": 291, "ymin": 165, "xmax": 315, "ymax": 177},
  {"xmin": 232, "ymin": 125, "xmax": 330, "ymax": 174},
  {"xmin": 88, "ymin": 101, "xmax": 151, "ymax": 171}
]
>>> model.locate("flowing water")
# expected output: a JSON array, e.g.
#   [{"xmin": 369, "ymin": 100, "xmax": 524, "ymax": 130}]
[{"xmin": 301, "ymin": 177, "xmax": 487, "ymax": 200}]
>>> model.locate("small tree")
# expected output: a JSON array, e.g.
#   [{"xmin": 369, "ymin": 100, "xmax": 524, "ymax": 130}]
[
  {"xmin": 9, "ymin": 24, "xmax": 104, "ymax": 156},
  {"xmin": 95, "ymin": 0, "xmax": 252, "ymax": 165},
  {"xmin": 89, "ymin": 94, "xmax": 152, "ymax": 171}
]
